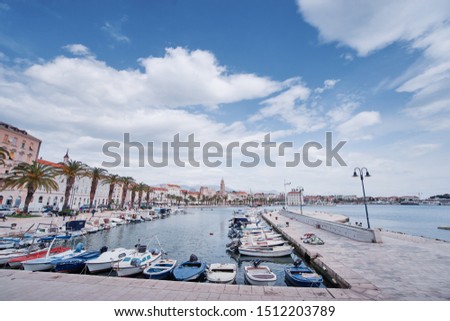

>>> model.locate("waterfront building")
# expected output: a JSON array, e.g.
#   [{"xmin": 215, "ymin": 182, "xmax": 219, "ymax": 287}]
[
  {"xmin": 287, "ymin": 189, "xmax": 302, "ymax": 206},
  {"xmin": 27, "ymin": 154, "xmax": 111, "ymax": 212},
  {"xmin": 164, "ymin": 184, "xmax": 181, "ymax": 197},
  {"xmin": 150, "ymin": 187, "xmax": 168, "ymax": 204},
  {"xmin": 0, "ymin": 122, "xmax": 41, "ymax": 208}
]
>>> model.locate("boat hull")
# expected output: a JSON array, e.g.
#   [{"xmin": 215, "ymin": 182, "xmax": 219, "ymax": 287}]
[
  {"xmin": 238, "ymin": 245, "xmax": 293, "ymax": 257},
  {"xmin": 244, "ymin": 266, "xmax": 276, "ymax": 286},
  {"xmin": 206, "ymin": 263, "xmax": 237, "ymax": 284},
  {"xmin": 172, "ymin": 261, "xmax": 206, "ymax": 281},
  {"xmin": 143, "ymin": 259, "xmax": 177, "ymax": 280},
  {"xmin": 284, "ymin": 267, "xmax": 323, "ymax": 287}
]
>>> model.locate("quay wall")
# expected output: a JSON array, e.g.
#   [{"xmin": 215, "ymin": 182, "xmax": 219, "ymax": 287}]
[{"xmin": 280, "ymin": 209, "xmax": 382, "ymax": 243}]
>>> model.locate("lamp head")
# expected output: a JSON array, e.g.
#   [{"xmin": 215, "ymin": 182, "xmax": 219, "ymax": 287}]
[
  {"xmin": 365, "ymin": 171, "xmax": 371, "ymax": 178},
  {"xmin": 352, "ymin": 171, "xmax": 358, "ymax": 178}
]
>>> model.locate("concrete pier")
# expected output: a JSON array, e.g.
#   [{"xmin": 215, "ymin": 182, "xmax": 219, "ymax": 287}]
[{"xmin": 263, "ymin": 210, "xmax": 450, "ymax": 300}]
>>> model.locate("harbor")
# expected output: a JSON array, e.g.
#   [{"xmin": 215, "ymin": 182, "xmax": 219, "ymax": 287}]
[{"xmin": 1, "ymin": 206, "xmax": 449, "ymax": 300}]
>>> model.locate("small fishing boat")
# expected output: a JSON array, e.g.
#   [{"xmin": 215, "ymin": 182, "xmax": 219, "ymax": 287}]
[
  {"xmin": 53, "ymin": 248, "xmax": 104, "ymax": 273},
  {"xmin": 284, "ymin": 259, "xmax": 323, "ymax": 287},
  {"xmin": 85, "ymin": 247, "xmax": 135, "ymax": 273},
  {"xmin": 7, "ymin": 235, "xmax": 71, "ymax": 268},
  {"xmin": 206, "ymin": 263, "xmax": 237, "ymax": 284},
  {"xmin": 244, "ymin": 260, "xmax": 277, "ymax": 286},
  {"xmin": 238, "ymin": 245, "xmax": 294, "ymax": 257},
  {"xmin": 112, "ymin": 244, "xmax": 162, "ymax": 277},
  {"xmin": 172, "ymin": 254, "xmax": 207, "ymax": 281},
  {"xmin": 22, "ymin": 240, "xmax": 86, "ymax": 272},
  {"xmin": 142, "ymin": 258, "xmax": 177, "ymax": 280}
]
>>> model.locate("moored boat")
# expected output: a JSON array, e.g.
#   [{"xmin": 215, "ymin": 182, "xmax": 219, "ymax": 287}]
[
  {"xmin": 206, "ymin": 263, "xmax": 237, "ymax": 284},
  {"xmin": 53, "ymin": 248, "xmax": 104, "ymax": 273},
  {"xmin": 142, "ymin": 258, "xmax": 177, "ymax": 280},
  {"xmin": 238, "ymin": 245, "xmax": 294, "ymax": 257},
  {"xmin": 85, "ymin": 247, "xmax": 135, "ymax": 273},
  {"xmin": 112, "ymin": 244, "xmax": 162, "ymax": 277},
  {"xmin": 172, "ymin": 254, "xmax": 206, "ymax": 281},
  {"xmin": 22, "ymin": 241, "xmax": 86, "ymax": 272},
  {"xmin": 244, "ymin": 260, "xmax": 277, "ymax": 286},
  {"xmin": 284, "ymin": 259, "xmax": 323, "ymax": 287}
]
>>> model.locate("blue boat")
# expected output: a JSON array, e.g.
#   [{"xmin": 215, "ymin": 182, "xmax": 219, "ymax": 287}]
[
  {"xmin": 53, "ymin": 247, "xmax": 105, "ymax": 273},
  {"xmin": 142, "ymin": 258, "xmax": 177, "ymax": 280},
  {"xmin": 172, "ymin": 254, "xmax": 206, "ymax": 281},
  {"xmin": 284, "ymin": 259, "xmax": 323, "ymax": 287}
]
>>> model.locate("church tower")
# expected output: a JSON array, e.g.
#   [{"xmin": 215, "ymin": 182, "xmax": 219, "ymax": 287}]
[
  {"xmin": 220, "ymin": 178, "xmax": 225, "ymax": 196},
  {"xmin": 63, "ymin": 149, "xmax": 70, "ymax": 164}
]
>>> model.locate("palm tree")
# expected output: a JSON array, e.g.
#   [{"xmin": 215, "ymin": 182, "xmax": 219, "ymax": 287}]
[
  {"xmin": 119, "ymin": 176, "xmax": 135, "ymax": 209},
  {"xmin": 1, "ymin": 161, "xmax": 58, "ymax": 213},
  {"xmin": 136, "ymin": 182, "xmax": 147, "ymax": 209},
  {"xmin": 103, "ymin": 174, "xmax": 121, "ymax": 209},
  {"xmin": 85, "ymin": 167, "xmax": 108, "ymax": 209},
  {"xmin": 130, "ymin": 184, "xmax": 139, "ymax": 209},
  {"xmin": 145, "ymin": 186, "xmax": 153, "ymax": 207},
  {"xmin": 0, "ymin": 146, "xmax": 11, "ymax": 166},
  {"xmin": 58, "ymin": 160, "xmax": 87, "ymax": 210}
]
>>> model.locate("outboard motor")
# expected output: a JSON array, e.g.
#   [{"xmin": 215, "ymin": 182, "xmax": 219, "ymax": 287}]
[
  {"xmin": 252, "ymin": 259, "xmax": 262, "ymax": 267},
  {"xmin": 137, "ymin": 245, "xmax": 147, "ymax": 253},
  {"xmin": 189, "ymin": 254, "xmax": 198, "ymax": 262},
  {"xmin": 293, "ymin": 259, "xmax": 302, "ymax": 267},
  {"xmin": 100, "ymin": 246, "xmax": 108, "ymax": 254}
]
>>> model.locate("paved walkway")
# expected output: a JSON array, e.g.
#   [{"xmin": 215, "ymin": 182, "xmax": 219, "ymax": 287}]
[{"xmin": 263, "ymin": 211, "xmax": 450, "ymax": 300}]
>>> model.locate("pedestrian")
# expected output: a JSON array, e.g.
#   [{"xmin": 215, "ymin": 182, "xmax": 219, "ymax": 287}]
[{"xmin": 91, "ymin": 209, "xmax": 96, "ymax": 217}]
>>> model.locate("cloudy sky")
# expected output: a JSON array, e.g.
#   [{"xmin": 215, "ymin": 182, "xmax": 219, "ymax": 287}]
[{"xmin": 1, "ymin": 0, "xmax": 449, "ymax": 197}]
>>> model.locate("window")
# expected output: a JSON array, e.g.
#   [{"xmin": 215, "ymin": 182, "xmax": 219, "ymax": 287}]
[
  {"xmin": 2, "ymin": 134, "xmax": 8, "ymax": 143},
  {"xmin": 21, "ymin": 141, "xmax": 26, "ymax": 149},
  {"xmin": 11, "ymin": 137, "xmax": 17, "ymax": 146},
  {"xmin": 38, "ymin": 196, "xmax": 43, "ymax": 204}
]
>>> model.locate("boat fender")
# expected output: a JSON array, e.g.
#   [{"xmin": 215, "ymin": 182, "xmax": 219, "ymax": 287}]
[
  {"xmin": 75, "ymin": 243, "xmax": 84, "ymax": 252},
  {"xmin": 189, "ymin": 254, "xmax": 198, "ymax": 262}
]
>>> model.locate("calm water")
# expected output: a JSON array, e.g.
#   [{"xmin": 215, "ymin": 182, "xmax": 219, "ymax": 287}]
[
  {"xmin": 85, "ymin": 207, "xmax": 309, "ymax": 287},
  {"xmin": 301, "ymin": 204, "xmax": 450, "ymax": 242}
]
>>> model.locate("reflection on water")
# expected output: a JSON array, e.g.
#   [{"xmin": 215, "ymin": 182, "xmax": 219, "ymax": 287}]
[{"xmin": 85, "ymin": 207, "xmax": 321, "ymax": 287}]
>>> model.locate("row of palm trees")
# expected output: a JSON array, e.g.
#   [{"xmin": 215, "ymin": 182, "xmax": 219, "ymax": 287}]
[{"xmin": 0, "ymin": 148, "xmax": 153, "ymax": 214}]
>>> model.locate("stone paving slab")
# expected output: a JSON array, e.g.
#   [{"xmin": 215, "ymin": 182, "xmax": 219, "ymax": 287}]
[{"xmin": 0, "ymin": 269, "xmax": 368, "ymax": 301}]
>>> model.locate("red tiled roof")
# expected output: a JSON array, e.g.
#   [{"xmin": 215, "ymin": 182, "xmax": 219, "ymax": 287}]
[{"xmin": 37, "ymin": 159, "xmax": 63, "ymax": 168}]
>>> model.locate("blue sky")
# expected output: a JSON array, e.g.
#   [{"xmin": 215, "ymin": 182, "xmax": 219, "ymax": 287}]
[{"xmin": 1, "ymin": 0, "xmax": 450, "ymax": 197}]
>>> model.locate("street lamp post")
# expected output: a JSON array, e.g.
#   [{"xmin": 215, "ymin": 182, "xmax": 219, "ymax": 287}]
[
  {"xmin": 353, "ymin": 167, "xmax": 371, "ymax": 229},
  {"xmin": 297, "ymin": 186, "xmax": 304, "ymax": 215}
]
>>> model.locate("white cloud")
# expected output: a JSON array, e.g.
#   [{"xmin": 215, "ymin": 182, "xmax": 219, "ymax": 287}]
[
  {"xmin": 337, "ymin": 111, "xmax": 381, "ymax": 139},
  {"xmin": 63, "ymin": 44, "xmax": 92, "ymax": 56},
  {"xmin": 249, "ymin": 82, "xmax": 328, "ymax": 132},
  {"xmin": 101, "ymin": 16, "xmax": 130, "ymax": 43},
  {"xmin": 314, "ymin": 79, "xmax": 339, "ymax": 94},
  {"xmin": 297, "ymin": 0, "xmax": 450, "ymax": 56},
  {"xmin": 297, "ymin": 0, "xmax": 450, "ymax": 134}
]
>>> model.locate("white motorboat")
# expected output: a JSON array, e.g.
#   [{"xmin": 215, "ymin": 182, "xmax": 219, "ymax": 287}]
[
  {"xmin": 244, "ymin": 261, "xmax": 277, "ymax": 286},
  {"xmin": 206, "ymin": 263, "xmax": 237, "ymax": 284},
  {"xmin": 85, "ymin": 247, "xmax": 135, "ymax": 273},
  {"xmin": 239, "ymin": 237, "xmax": 286, "ymax": 247},
  {"xmin": 238, "ymin": 245, "xmax": 294, "ymax": 257},
  {"xmin": 112, "ymin": 244, "xmax": 162, "ymax": 277}
]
